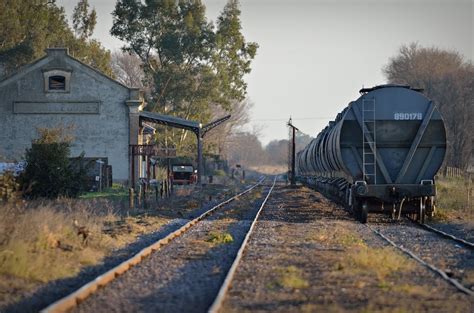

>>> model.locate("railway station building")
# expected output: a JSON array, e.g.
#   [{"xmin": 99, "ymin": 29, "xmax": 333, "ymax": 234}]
[{"xmin": 0, "ymin": 48, "xmax": 200, "ymax": 185}]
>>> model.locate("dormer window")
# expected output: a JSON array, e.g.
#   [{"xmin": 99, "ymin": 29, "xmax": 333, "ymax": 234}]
[
  {"xmin": 49, "ymin": 76, "xmax": 66, "ymax": 90},
  {"xmin": 42, "ymin": 68, "xmax": 72, "ymax": 93}
]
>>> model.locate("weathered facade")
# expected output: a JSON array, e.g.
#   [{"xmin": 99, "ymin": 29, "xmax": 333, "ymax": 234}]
[{"xmin": 0, "ymin": 48, "xmax": 144, "ymax": 184}]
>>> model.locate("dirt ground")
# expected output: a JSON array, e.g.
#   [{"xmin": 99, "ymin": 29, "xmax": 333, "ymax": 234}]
[{"xmin": 221, "ymin": 185, "xmax": 473, "ymax": 313}]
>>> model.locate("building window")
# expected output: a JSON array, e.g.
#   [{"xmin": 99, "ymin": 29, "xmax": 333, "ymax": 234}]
[
  {"xmin": 49, "ymin": 76, "xmax": 66, "ymax": 90},
  {"xmin": 42, "ymin": 69, "xmax": 72, "ymax": 93}
]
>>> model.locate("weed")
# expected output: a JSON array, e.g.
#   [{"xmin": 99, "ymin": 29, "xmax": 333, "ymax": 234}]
[
  {"xmin": 206, "ymin": 231, "xmax": 233, "ymax": 244},
  {"xmin": 339, "ymin": 233, "xmax": 365, "ymax": 247},
  {"xmin": 344, "ymin": 246, "xmax": 415, "ymax": 280},
  {"xmin": 392, "ymin": 284, "xmax": 431, "ymax": 297},
  {"xmin": 275, "ymin": 266, "xmax": 309, "ymax": 289}
]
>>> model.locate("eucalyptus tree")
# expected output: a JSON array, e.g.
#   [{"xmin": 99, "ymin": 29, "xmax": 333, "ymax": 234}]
[
  {"xmin": 111, "ymin": 0, "xmax": 258, "ymax": 151},
  {"xmin": 0, "ymin": 0, "xmax": 112, "ymax": 78}
]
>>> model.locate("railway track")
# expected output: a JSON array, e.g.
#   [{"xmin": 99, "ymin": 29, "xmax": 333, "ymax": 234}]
[
  {"xmin": 209, "ymin": 176, "xmax": 277, "ymax": 313},
  {"xmin": 41, "ymin": 177, "xmax": 272, "ymax": 313},
  {"xmin": 408, "ymin": 217, "xmax": 474, "ymax": 249},
  {"xmin": 367, "ymin": 220, "xmax": 474, "ymax": 296}
]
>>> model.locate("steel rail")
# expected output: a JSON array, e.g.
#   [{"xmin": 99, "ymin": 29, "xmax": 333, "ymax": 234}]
[
  {"xmin": 41, "ymin": 177, "xmax": 266, "ymax": 313},
  {"xmin": 406, "ymin": 217, "xmax": 474, "ymax": 249},
  {"xmin": 367, "ymin": 225, "xmax": 474, "ymax": 296},
  {"xmin": 208, "ymin": 176, "xmax": 278, "ymax": 313}
]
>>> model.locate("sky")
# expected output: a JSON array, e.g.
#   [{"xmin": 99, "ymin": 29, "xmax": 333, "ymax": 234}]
[{"xmin": 57, "ymin": 0, "xmax": 473, "ymax": 145}]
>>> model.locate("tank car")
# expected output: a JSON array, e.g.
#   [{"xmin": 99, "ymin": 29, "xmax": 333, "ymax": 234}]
[{"xmin": 296, "ymin": 84, "xmax": 446, "ymax": 223}]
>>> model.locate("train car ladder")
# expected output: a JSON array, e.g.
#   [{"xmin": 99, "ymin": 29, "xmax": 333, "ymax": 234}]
[{"xmin": 362, "ymin": 98, "xmax": 376, "ymax": 184}]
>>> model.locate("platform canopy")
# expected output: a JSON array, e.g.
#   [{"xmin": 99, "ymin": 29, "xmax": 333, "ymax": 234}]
[{"xmin": 139, "ymin": 111, "xmax": 201, "ymax": 133}]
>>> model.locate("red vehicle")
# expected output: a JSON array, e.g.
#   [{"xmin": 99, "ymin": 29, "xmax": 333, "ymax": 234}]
[{"xmin": 171, "ymin": 164, "xmax": 197, "ymax": 185}]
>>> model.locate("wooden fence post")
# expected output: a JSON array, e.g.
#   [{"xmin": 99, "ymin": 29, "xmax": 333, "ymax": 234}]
[
  {"xmin": 137, "ymin": 184, "xmax": 142, "ymax": 207},
  {"xmin": 129, "ymin": 188, "xmax": 134, "ymax": 209}
]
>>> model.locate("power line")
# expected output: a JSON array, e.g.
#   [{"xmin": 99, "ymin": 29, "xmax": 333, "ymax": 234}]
[{"xmin": 253, "ymin": 117, "xmax": 332, "ymax": 122}]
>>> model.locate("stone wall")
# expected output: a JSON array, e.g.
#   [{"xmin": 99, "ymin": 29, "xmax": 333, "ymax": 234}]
[{"xmin": 0, "ymin": 48, "xmax": 135, "ymax": 183}]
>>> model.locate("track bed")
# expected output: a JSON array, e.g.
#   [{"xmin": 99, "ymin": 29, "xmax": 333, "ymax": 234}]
[
  {"xmin": 72, "ymin": 185, "xmax": 268, "ymax": 313},
  {"xmin": 219, "ymin": 186, "xmax": 472, "ymax": 312}
]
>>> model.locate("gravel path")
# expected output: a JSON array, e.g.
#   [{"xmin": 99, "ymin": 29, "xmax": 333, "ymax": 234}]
[
  {"xmin": 220, "ymin": 185, "xmax": 473, "ymax": 312},
  {"xmin": 73, "ymin": 186, "xmax": 268, "ymax": 313}
]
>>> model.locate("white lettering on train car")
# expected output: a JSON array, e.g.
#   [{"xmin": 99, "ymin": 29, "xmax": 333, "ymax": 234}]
[{"xmin": 394, "ymin": 113, "xmax": 423, "ymax": 120}]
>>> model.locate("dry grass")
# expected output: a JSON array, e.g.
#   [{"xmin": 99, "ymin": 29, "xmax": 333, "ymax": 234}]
[
  {"xmin": 274, "ymin": 266, "xmax": 309, "ymax": 289},
  {"xmin": 464, "ymin": 270, "xmax": 474, "ymax": 286},
  {"xmin": 0, "ymin": 180, "xmax": 248, "ymax": 305},
  {"xmin": 342, "ymin": 246, "xmax": 415, "ymax": 281},
  {"xmin": 391, "ymin": 284, "xmax": 432, "ymax": 297},
  {"xmin": 435, "ymin": 176, "xmax": 473, "ymax": 221},
  {"xmin": 0, "ymin": 199, "xmax": 167, "ymax": 285},
  {"xmin": 310, "ymin": 223, "xmax": 415, "ymax": 283},
  {"xmin": 310, "ymin": 223, "xmax": 365, "ymax": 247},
  {"xmin": 249, "ymin": 165, "xmax": 287, "ymax": 175}
]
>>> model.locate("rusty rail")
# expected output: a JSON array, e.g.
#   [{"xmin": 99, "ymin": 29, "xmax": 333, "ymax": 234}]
[
  {"xmin": 41, "ymin": 177, "xmax": 265, "ymax": 313},
  {"xmin": 405, "ymin": 216, "xmax": 474, "ymax": 249},
  {"xmin": 368, "ymin": 225, "xmax": 474, "ymax": 296},
  {"xmin": 208, "ymin": 176, "xmax": 277, "ymax": 313}
]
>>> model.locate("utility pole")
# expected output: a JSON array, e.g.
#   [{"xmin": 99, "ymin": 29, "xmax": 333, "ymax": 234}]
[{"xmin": 287, "ymin": 118, "xmax": 299, "ymax": 186}]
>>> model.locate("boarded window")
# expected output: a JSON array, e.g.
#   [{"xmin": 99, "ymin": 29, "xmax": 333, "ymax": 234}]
[{"xmin": 48, "ymin": 76, "xmax": 66, "ymax": 90}]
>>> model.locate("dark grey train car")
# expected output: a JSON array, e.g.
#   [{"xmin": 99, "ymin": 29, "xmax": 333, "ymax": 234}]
[{"xmin": 297, "ymin": 84, "xmax": 446, "ymax": 223}]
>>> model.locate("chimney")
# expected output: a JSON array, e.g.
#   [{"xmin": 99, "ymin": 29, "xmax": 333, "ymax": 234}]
[{"xmin": 45, "ymin": 47, "xmax": 69, "ymax": 57}]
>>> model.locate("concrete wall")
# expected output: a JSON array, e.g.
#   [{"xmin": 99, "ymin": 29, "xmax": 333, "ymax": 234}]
[{"xmin": 0, "ymin": 49, "xmax": 134, "ymax": 182}]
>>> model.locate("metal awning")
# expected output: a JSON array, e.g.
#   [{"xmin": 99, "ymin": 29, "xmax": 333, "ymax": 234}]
[{"xmin": 139, "ymin": 111, "xmax": 201, "ymax": 133}]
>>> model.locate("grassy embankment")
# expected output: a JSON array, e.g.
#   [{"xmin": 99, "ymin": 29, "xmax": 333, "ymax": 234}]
[
  {"xmin": 0, "ymin": 179, "xmax": 242, "ymax": 305},
  {"xmin": 434, "ymin": 176, "xmax": 473, "ymax": 222}
]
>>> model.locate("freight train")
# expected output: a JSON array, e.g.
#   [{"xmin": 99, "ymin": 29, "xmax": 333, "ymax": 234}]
[{"xmin": 296, "ymin": 84, "xmax": 446, "ymax": 223}]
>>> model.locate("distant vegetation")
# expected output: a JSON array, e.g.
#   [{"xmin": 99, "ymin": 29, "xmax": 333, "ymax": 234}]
[
  {"xmin": 225, "ymin": 131, "xmax": 312, "ymax": 168},
  {"xmin": 385, "ymin": 43, "xmax": 473, "ymax": 170}
]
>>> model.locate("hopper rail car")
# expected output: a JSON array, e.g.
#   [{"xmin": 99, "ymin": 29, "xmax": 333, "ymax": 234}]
[{"xmin": 296, "ymin": 84, "xmax": 447, "ymax": 223}]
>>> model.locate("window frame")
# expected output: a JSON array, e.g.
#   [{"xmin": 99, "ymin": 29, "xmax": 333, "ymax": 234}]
[{"xmin": 42, "ymin": 69, "xmax": 72, "ymax": 93}]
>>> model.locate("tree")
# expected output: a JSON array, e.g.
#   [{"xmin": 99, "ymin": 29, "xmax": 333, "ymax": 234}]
[
  {"xmin": 72, "ymin": 0, "xmax": 97, "ymax": 40},
  {"xmin": 384, "ymin": 43, "xmax": 473, "ymax": 169},
  {"xmin": 204, "ymin": 98, "xmax": 252, "ymax": 156},
  {"xmin": 111, "ymin": 0, "xmax": 258, "ymax": 151},
  {"xmin": 213, "ymin": 0, "xmax": 258, "ymax": 107},
  {"xmin": 19, "ymin": 127, "xmax": 88, "ymax": 199},
  {"xmin": 226, "ymin": 131, "xmax": 267, "ymax": 167},
  {"xmin": 0, "ymin": 0, "xmax": 112, "ymax": 78},
  {"xmin": 111, "ymin": 50, "xmax": 148, "ymax": 89}
]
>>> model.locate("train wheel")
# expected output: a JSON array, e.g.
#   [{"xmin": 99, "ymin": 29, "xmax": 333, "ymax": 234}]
[
  {"xmin": 418, "ymin": 198, "xmax": 426, "ymax": 224},
  {"xmin": 360, "ymin": 201, "xmax": 368, "ymax": 224},
  {"xmin": 352, "ymin": 198, "xmax": 361, "ymax": 220}
]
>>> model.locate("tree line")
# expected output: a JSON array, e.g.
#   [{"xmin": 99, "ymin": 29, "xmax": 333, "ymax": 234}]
[
  {"xmin": 224, "ymin": 131, "xmax": 313, "ymax": 168},
  {"xmin": 384, "ymin": 43, "xmax": 473, "ymax": 170},
  {"xmin": 0, "ymin": 2, "xmax": 470, "ymax": 170}
]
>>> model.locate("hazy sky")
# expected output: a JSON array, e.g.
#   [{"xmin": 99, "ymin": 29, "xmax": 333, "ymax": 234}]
[{"xmin": 57, "ymin": 0, "xmax": 473, "ymax": 145}]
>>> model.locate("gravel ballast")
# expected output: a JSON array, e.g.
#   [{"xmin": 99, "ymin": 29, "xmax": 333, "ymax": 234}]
[
  {"xmin": 72, "ymin": 186, "xmax": 268, "ymax": 313},
  {"xmin": 220, "ymin": 185, "xmax": 473, "ymax": 312}
]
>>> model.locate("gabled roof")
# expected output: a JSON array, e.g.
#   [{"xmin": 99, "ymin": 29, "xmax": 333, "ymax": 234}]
[{"xmin": 0, "ymin": 48, "xmax": 132, "ymax": 90}]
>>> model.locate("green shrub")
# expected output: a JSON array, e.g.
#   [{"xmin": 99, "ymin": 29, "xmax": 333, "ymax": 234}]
[
  {"xmin": 19, "ymin": 128, "xmax": 88, "ymax": 199},
  {"xmin": 213, "ymin": 169, "xmax": 227, "ymax": 177}
]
